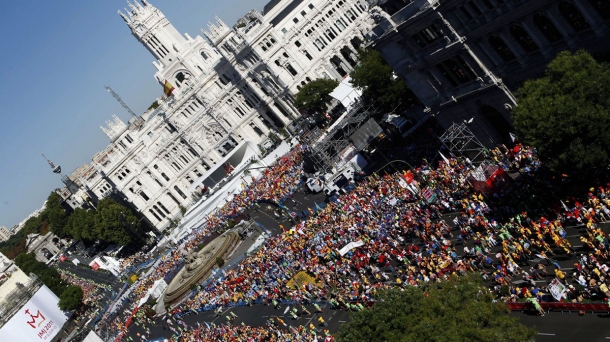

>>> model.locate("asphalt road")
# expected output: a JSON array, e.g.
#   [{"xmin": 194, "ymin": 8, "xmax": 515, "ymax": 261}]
[
  {"xmin": 128, "ymin": 302, "xmax": 351, "ymax": 340},
  {"xmin": 56, "ymin": 261, "xmax": 119, "ymax": 287},
  {"xmin": 514, "ymin": 311, "xmax": 610, "ymax": 341}
]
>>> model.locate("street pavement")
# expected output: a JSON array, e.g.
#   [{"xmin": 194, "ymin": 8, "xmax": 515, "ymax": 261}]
[
  {"xmin": 514, "ymin": 311, "xmax": 610, "ymax": 341},
  {"xmin": 56, "ymin": 261, "xmax": 119, "ymax": 287}
]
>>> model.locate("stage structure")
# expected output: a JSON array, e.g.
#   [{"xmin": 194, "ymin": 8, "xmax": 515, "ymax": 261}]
[
  {"xmin": 439, "ymin": 122, "xmax": 487, "ymax": 165},
  {"xmin": 303, "ymin": 103, "xmax": 380, "ymax": 174}
]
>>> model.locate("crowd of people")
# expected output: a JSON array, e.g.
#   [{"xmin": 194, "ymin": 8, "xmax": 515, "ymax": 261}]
[
  {"xmin": 94, "ymin": 138, "xmax": 610, "ymax": 341},
  {"xmin": 101, "ymin": 147, "xmax": 307, "ymax": 341},
  {"xmin": 58, "ymin": 269, "xmax": 110, "ymax": 307}
]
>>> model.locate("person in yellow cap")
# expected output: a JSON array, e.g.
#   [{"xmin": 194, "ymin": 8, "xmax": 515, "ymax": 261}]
[{"xmin": 318, "ymin": 316, "xmax": 328, "ymax": 327}]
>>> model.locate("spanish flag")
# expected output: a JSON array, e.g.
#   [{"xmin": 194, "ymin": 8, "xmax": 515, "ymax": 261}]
[{"xmin": 163, "ymin": 80, "xmax": 175, "ymax": 97}]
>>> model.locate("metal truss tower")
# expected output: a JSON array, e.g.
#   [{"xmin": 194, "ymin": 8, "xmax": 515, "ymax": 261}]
[
  {"xmin": 439, "ymin": 122, "xmax": 487, "ymax": 164},
  {"xmin": 302, "ymin": 102, "xmax": 378, "ymax": 174},
  {"xmin": 105, "ymin": 86, "xmax": 145, "ymax": 126}
]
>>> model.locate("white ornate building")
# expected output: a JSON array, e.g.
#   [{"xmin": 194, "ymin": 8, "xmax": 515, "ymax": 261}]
[{"xmin": 67, "ymin": 0, "xmax": 373, "ymax": 231}]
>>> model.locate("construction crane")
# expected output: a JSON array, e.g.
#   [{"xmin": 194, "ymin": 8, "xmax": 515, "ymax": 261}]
[{"xmin": 105, "ymin": 85, "xmax": 144, "ymax": 127}]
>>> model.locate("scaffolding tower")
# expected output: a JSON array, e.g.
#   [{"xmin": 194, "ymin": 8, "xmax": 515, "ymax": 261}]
[
  {"xmin": 303, "ymin": 102, "xmax": 378, "ymax": 174},
  {"xmin": 439, "ymin": 122, "xmax": 487, "ymax": 164}
]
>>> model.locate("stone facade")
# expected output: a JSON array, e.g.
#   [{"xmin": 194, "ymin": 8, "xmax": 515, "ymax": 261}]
[
  {"xmin": 367, "ymin": 0, "xmax": 610, "ymax": 144},
  {"xmin": 67, "ymin": 0, "xmax": 374, "ymax": 231}
]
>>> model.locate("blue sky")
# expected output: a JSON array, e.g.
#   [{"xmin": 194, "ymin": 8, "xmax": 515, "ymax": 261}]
[{"xmin": 0, "ymin": 0, "xmax": 271, "ymax": 229}]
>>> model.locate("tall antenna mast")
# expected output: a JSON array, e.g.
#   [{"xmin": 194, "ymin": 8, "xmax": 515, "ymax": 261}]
[{"xmin": 105, "ymin": 85, "xmax": 144, "ymax": 126}]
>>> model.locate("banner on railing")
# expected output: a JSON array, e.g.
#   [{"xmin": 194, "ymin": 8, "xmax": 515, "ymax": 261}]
[{"xmin": 548, "ymin": 278, "xmax": 567, "ymax": 301}]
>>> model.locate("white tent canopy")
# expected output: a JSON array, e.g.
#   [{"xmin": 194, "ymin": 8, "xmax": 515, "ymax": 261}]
[{"xmin": 329, "ymin": 76, "xmax": 362, "ymax": 111}]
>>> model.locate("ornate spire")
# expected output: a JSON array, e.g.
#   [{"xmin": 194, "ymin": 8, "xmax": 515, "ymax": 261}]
[
  {"xmin": 141, "ymin": 0, "xmax": 150, "ymax": 6},
  {"xmin": 118, "ymin": 10, "xmax": 130, "ymax": 23},
  {"xmin": 127, "ymin": 0, "xmax": 137, "ymax": 12}
]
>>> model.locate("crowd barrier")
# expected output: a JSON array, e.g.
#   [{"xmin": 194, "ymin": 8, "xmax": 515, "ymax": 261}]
[{"xmin": 506, "ymin": 301, "xmax": 610, "ymax": 314}]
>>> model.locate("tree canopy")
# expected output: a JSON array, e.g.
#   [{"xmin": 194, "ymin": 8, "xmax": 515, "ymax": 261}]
[
  {"xmin": 294, "ymin": 78, "xmax": 339, "ymax": 116},
  {"xmin": 93, "ymin": 198, "xmax": 141, "ymax": 246},
  {"xmin": 65, "ymin": 208, "xmax": 96, "ymax": 242},
  {"xmin": 14, "ymin": 253, "xmax": 67, "ymax": 298},
  {"xmin": 513, "ymin": 50, "xmax": 610, "ymax": 173},
  {"xmin": 350, "ymin": 49, "xmax": 417, "ymax": 115},
  {"xmin": 336, "ymin": 274, "xmax": 536, "ymax": 342},
  {"xmin": 59, "ymin": 285, "xmax": 84, "ymax": 311}
]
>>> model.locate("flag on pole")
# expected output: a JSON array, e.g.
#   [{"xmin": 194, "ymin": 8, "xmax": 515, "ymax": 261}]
[
  {"xmin": 509, "ymin": 132, "xmax": 517, "ymax": 143},
  {"xmin": 163, "ymin": 80, "xmax": 175, "ymax": 97}
]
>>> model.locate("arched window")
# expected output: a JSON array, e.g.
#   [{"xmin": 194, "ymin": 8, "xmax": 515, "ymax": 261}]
[
  {"xmin": 174, "ymin": 186, "xmax": 187, "ymax": 199},
  {"xmin": 588, "ymin": 0, "xmax": 610, "ymax": 20},
  {"xmin": 201, "ymin": 51, "xmax": 209, "ymax": 60},
  {"xmin": 286, "ymin": 64, "xmax": 298, "ymax": 76},
  {"xmin": 161, "ymin": 173, "xmax": 170, "ymax": 181},
  {"xmin": 176, "ymin": 72, "xmax": 186, "ymax": 84},
  {"xmin": 167, "ymin": 192, "xmax": 181, "ymax": 206},
  {"xmin": 533, "ymin": 14, "xmax": 563, "ymax": 42},
  {"xmin": 140, "ymin": 191, "xmax": 150, "ymax": 201},
  {"xmin": 149, "ymin": 209, "xmax": 161, "ymax": 222},
  {"xmin": 509, "ymin": 25, "xmax": 538, "ymax": 52},
  {"xmin": 153, "ymin": 205, "xmax": 166, "ymax": 218},
  {"xmin": 303, "ymin": 50, "xmax": 313, "ymax": 60},
  {"xmin": 158, "ymin": 202, "xmax": 170, "ymax": 214},
  {"xmin": 250, "ymin": 122, "xmax": 264, "ymax": 136},
  {"xmin": 559, "ymin": 2, "xmax": 590, "ymax": 32},
  {"xmin": 489, "ymin": 35, "xmax": 516, "ymax": 62}
]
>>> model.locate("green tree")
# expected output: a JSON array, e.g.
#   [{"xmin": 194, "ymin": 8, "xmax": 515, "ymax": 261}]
[
  {"xmin": 65, "ymin": 208, "xmax": 96, "ymax": 241},
  {"xmin": 513, "ymin": 50, "xmax": 610, "ymax": 173},
  {"xmin": 59, "ymin": 285, "xmax": 84, "ymax": 311},
  {"xmin": 47, "ymin": 207, "xmax": 68, "ymax": 237},
  {"xmin": 14, "ymin": 253, "xmax": 67, "ymax": 297},
  {"xmin": 350, "ymin": 49, "xmax": 416, "ymax": 114},
  {"xmin": 147, "ymin": 100, "xmax": 160, "ymax": 110},
  {"xmin": 337, "ymin": 274, "xmax": 535, "ymax": 342},
  {"xmin": 94, "ymin": 198, "xmax": 140, "ymax": 246},
  {"xmin": 294, "ymin": 78, "xmax": 339, "ymax": 116}
]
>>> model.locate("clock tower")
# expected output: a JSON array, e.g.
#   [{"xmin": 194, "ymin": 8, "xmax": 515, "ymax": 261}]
[{"xmin": 118, "ymin": 0, "xmax": 186, "ymax": 64}]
